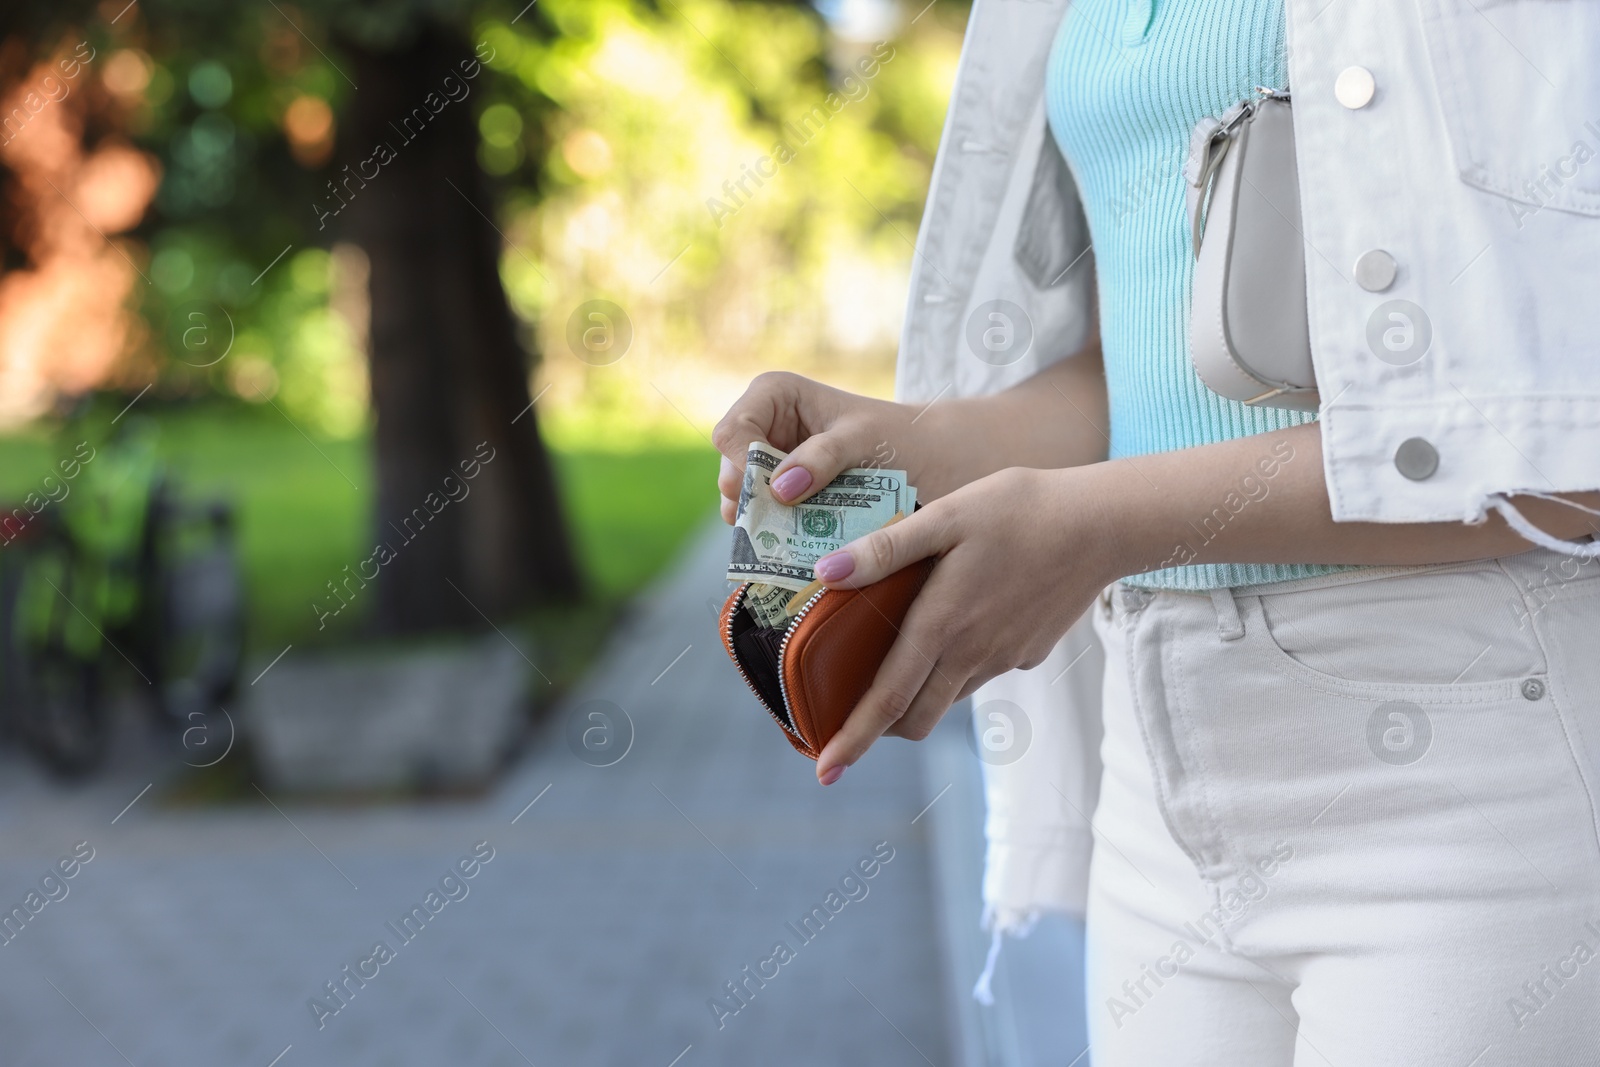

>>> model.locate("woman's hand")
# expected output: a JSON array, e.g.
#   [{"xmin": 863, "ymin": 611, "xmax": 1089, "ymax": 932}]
[
  {"xmin": 808, "ymin": 465, "xmax": 1116, "ymax": 784},
  {"xmin": 712, "ymin": 372, "xmax": 928, "ymax": 524},
  {"xmin": 713, "ymin": 347, "xmax": 1112, "ymax": 523}
]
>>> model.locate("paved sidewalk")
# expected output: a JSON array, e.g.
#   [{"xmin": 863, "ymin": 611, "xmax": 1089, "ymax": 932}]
[{"xmin": 0, "ymin": 521, "xmax": 955, "ymax": 1067}]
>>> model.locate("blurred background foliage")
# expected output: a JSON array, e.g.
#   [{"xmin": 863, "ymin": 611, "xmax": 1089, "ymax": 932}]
[{"xmin": 0, "ymin": 0, "xmax": 968, "ymax": 658}]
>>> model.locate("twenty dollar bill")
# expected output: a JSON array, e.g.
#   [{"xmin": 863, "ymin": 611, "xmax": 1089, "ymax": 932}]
[{"xmin": 728, "ymin": 441, "xmax": 916, "ymax": 594}]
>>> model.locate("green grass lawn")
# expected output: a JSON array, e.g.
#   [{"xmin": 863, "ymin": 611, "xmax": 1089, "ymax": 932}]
[{"xmin": 0, "ymin": 402, "xmax": 718, "ymax": 667}]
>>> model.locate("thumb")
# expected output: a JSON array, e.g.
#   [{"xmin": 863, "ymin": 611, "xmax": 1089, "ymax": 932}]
[
  {"xmin": 768, "ymin": 430, "xmax": 865, "ymax": 505},
  {"xmin": 812, "ymin": 507, "xmax": 947, "ymax": 589}
]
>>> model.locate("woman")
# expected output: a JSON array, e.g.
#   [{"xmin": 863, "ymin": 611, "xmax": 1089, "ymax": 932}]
[{"xmin": 715, "ymin": 0, "xmax": 1600, "ymax": 1063}]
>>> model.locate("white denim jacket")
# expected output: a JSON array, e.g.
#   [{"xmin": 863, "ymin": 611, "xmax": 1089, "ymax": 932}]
[{"xmin": 894, "ymin": 0, "xmax": 1600, "ymax": 949}]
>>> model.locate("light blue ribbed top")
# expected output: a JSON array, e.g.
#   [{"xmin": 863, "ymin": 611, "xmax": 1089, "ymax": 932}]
[{"xmin": 1046, "ymin": 0, "xmax": 1356, "ymax": 590}]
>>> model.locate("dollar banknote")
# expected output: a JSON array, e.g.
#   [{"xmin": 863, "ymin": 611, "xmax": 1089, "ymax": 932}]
[
  {"xmin": 728, "ymin": 441, "xmax": 916, "ymax": 595},
  {"xmin": 742, "ymin": 582, "xmax": 795, "ymax": 628}
]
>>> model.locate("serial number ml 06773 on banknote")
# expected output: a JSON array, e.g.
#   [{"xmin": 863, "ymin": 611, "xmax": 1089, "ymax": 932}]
[{"xmin": 727, "ymin": 441, "xmax": 917, "ymax": 593}]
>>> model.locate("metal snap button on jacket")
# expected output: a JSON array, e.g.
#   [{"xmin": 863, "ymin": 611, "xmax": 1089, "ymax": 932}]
[
  {"xmin": 1355, "ymin": 249, "xmax": 1398, "ymax": 292},
  {"xmin": 1394, "ymin": 437, "xmax": 1439, "ymax": 481},
  {"xmin": 1335, "ymin": 66, "xmax": 1376, "ymax": 109},
  {"xmin": 1522, "ymin": 678, "xmax": 1546, "ymax": 701}
]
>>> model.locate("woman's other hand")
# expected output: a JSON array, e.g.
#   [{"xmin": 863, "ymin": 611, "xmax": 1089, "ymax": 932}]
[{"xmin": 712, "ymin": 372, "xmax": 923, "ymax": 524}]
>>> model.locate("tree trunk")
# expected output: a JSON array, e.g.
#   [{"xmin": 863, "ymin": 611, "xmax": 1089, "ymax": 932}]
[{"xmin": 335, "ymin": 23, "xmax": 579, "ymax": 634}]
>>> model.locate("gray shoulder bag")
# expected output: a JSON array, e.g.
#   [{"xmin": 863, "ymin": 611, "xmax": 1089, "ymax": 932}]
[{"xmin": 1185, "ymin": 88, "xmax": 1319, "ymax": 412}]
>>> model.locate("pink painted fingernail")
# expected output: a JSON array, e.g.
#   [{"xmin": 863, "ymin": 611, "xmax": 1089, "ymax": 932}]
[
  {"xmin": 819, "ymin": 764, "xmax": 846, "ymax": 786},
  {"xmin": 771, "ymin": 467, "xmax": 812, "ymax": 502},
  {"xmin": 815, "ymin": 552, "xmax": 854, "ymax": 583}
]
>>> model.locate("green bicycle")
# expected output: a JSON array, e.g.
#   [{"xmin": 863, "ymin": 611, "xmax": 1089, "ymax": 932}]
[{"xmin": 1, "ymin": 415, "xmax": 245, "ymax": 777}]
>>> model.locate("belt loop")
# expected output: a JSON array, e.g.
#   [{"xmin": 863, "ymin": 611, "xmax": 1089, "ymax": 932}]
[{"xmin": 1210, "ymin": 587, "xmax": 1245, "ymax": 641}]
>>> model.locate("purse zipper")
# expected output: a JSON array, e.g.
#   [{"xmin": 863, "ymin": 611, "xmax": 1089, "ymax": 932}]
[{"xmin": 775, "ymin": 586, "xmax": 828, "ymax": 734}]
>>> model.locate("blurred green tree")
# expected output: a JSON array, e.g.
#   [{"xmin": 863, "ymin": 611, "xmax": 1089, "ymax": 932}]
[
  {"xmin": 0, "ymin": 0, "xmax": 582, "ymax": 632},
  {"xmin": 0, "ymin": 0, "xmax": 969, "ymax": 630}
]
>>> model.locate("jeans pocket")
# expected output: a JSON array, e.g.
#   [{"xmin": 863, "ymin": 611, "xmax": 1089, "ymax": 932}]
[{"xmin": 1249, "ymin": 565, "xmax": 1547, "ymax": 695}]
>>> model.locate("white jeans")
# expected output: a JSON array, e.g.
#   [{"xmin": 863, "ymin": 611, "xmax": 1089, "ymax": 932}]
[{"xmin": 1084, "ymin": 548, "xmax": 1600, "ymax": 1066}]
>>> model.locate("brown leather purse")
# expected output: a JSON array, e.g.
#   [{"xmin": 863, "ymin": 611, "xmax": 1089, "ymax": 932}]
[{"xmin": 719, "ymin": 558, "xmax": 935, "ymax": 760}]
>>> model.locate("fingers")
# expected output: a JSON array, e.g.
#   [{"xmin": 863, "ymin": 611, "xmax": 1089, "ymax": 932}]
[
  {"xmin": 954, "ymin": 674, "xmax": 988, "ymax": 703},
  {"xmin": 718, "ymin": 456, "xmax": 741, "ymax": 524},
  {"xmin": 887, "ymin": 660, "xmax": 970, "ymax": 741},
  {"xmin": 768, "ymin": 432, "xmax": 857, "ymax": 505},
  {"xmin": 820, "ymin": 649, "xmax": 1003, "ymax": 782},
  {"xmin": 712, "ymin": 373, "xmax": 875, "ymax": 507},
  {"xmin": 889, "ymin": 649, "xmax": 1012, "ymax": 741},
  {"xmin": 814, "ymin": 506, "xmax": 948, "ymax": 588},
  {"xmin": 711, "ymin": 397, "xmax": 779, "ymax": 468},
  {"xmin": 712, "ymin": 371, "xmax": 807, "ymax": 470}
]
